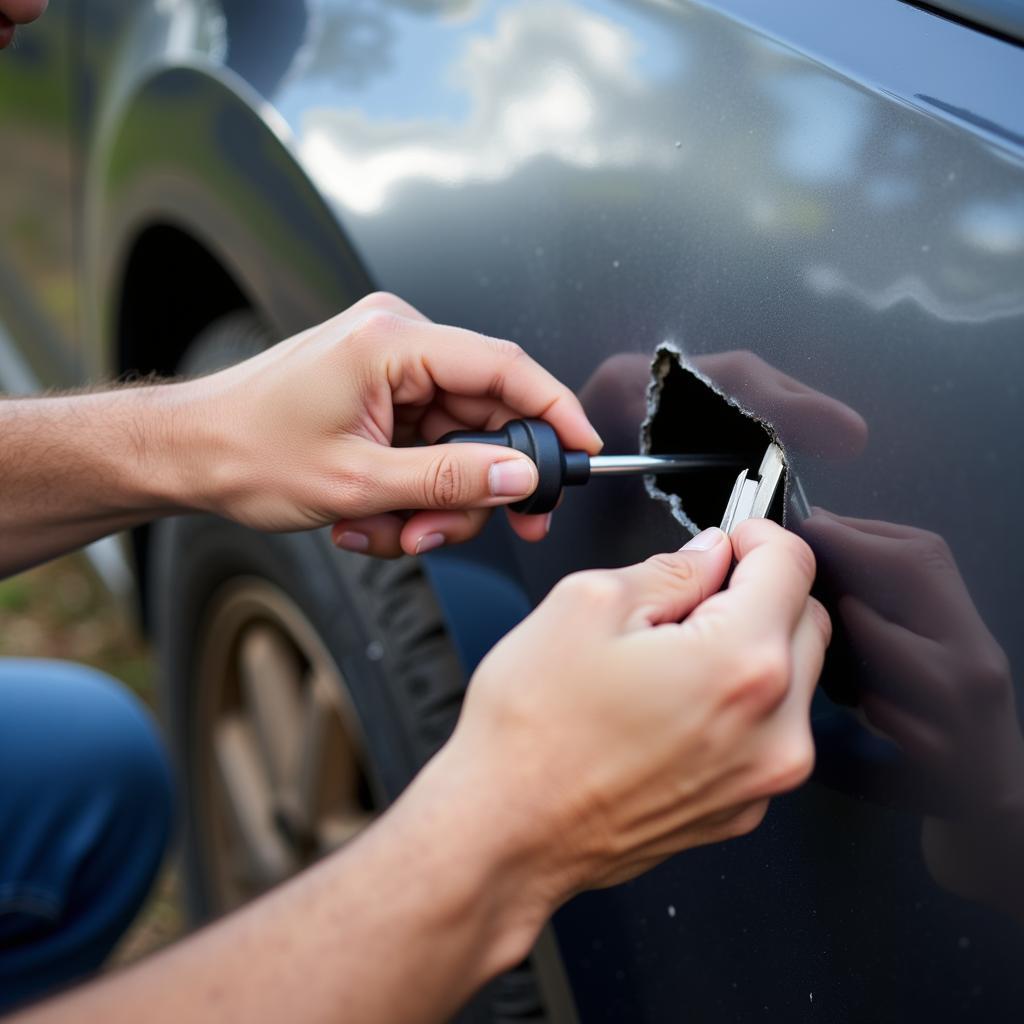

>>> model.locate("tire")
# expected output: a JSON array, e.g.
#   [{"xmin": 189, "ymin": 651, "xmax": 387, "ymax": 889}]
[{"xmin": 150, "ymin": 311, "xmax": 577, "ymax": 1024}]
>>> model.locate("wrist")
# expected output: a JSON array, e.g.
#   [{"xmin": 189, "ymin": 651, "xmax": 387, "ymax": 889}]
[
  {"xmin": 394, "ymin": 741, "xmax": 561, "ymax": 982},
  {"xmin": 124, "ymin": 374, "xmax": 247, "ymax": 517},
  {"xmin": 105, "ymin": 380, "xmax": 211, "ymax": 515}
]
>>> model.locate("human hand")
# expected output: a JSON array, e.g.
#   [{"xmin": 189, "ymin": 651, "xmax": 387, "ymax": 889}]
[
  {"xmin": 180, "ymin": 292, "xmax": 602, "ymax": 555},
  {"xmin": 430, "ymin": 519, "xmax": 829, "ymax": 909},
  {"xmin": 693, "ymin": 350, "xmax": 867, "ymax": 459},
  {"xmin": 803, "ymin": 509, "xmax": 1023, "ymax": 814},
  {"xmin": 575, "ymin": 349, "xmax": 867, "ymax": 461},
  {"xmin": 802, "ymin": 510, "xmax": 1024, "ymax": 918}
]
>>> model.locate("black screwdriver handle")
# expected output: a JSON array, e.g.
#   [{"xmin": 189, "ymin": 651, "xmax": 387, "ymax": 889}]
[{"xmin": 437, "ymin": 418, "xmax": 590, "ymax": 515}]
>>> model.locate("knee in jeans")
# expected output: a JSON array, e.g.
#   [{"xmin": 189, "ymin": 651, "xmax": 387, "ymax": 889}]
[
  {"xmin": 79, "ymin": 670, "xmax": 175, "ymax": 850},
  {"xmin": 13, "ymin": 660, "xmax": 178, "ymax": 861}
]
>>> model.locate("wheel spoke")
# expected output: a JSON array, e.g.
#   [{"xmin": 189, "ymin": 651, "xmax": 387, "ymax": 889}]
[
  {"xmin": 318, "ymin": 811, "xmax": 374, "ymax": 853},
  {"xmin": 283, "ymin": 669, "xmax": 354, "ymax": 835},
  {"xmin": 199, "ymin": 579, "xmax": 378, "ymax": 911},
  {"xmin": 213, "ymin": 714, "xmax": 297, "ymax": 888},
  {"xmin": 238, "ymin": 624, "xmax": 304, "ymax": 794}
]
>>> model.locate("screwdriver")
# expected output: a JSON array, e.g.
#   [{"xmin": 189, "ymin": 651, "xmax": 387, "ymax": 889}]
[{"xmin": 439, "ymin": 418, "xmax": 745, "ymax": 515}]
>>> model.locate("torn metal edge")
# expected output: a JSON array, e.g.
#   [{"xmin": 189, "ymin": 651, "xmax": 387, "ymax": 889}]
[{"xmin": 639, "ymin": 343, "xmax": 798, "ymax": 534}]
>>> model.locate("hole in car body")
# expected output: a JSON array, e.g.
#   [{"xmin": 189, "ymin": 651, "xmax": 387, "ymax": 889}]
[{"xmin": 642, "ymin": 345, "xmax": 787, "ymax": 532}]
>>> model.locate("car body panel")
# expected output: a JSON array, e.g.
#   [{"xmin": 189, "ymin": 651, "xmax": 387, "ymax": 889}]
[
  {"xmin": 2, "ymin": 0, "xmax": 1023, "ymax": 1019},
  {"xmin": 0, "ymin": 0, "xmax": 78, "ymax": 386}
]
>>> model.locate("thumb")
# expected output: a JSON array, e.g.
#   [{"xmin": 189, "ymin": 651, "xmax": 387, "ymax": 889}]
[
  {"xmin": 366, "ymin": 442, "xmax": 539, "ymax": 512},
  {"xmin": 615, "ymin": 527, "xmax": 733, "ymax": 630}
]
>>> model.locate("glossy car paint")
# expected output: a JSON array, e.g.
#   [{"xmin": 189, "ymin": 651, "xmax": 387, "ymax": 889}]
[{"xmin": 1, "ymin": 0, "xmax": 1023, "ymax": 1019}]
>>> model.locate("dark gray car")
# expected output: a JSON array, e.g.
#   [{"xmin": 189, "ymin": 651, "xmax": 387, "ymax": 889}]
[{"xmin": 2, "ymin": 1, "xmax": 1023, "ymax": 1019}]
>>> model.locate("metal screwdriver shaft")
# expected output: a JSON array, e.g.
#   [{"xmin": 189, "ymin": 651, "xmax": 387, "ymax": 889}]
[
  {"xmin": 438, "ymin": 417, "xmax": 747, "ymax": 516},
  {"xmin": 588, "ymin": 454, "xmax": 745, "ymax": 476}
]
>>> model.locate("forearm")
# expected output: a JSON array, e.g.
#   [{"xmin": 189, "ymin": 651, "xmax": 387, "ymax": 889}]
[
  {"xmin": 15, "ymin": 747, "xmax": 553, "ymax": 1024},
  {"xmin": 0, "ymin": 386, "xmax": 199, "ymax": 576}
]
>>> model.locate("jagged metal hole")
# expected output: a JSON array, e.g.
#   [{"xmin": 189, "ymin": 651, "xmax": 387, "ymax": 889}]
[{"xmin": 641, "ymin": 347, "xmax": 786, "ymax": 532}]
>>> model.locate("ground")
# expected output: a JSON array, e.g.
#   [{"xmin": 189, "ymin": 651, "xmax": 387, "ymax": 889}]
[{"xmin": 0, "ymin": 551, "xmax": 185, "ymax": 967}]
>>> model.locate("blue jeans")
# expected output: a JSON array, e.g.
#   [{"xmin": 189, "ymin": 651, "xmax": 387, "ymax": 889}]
[{"xmin": 0, "ymin": 660, "xmax": 174, "ymax": 1011}]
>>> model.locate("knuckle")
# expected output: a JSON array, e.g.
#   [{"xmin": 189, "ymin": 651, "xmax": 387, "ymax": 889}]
[
  {"xmin": 645, "ymin": 551, "xmax": 696, "ymax": 588},
  {"xmin": 554, "ymin": 569, "xmax": 624, "ymax": 611},
  {"xmin": 334, "ymin": 467, "xmax": 380, "ymax": 511},
  {"xmin": 725, "ymin": 643, "xmax": 790, "ymax": 712},
  {"xmin": 726, "ymin": 800, "xmax": 769, "ymax": 839},
  {"xmin": 348, "ymin": 310, "xmax": 406, "ymax": 349},
  {"xmin": 806, "ymin": 597, "xmax": 833, "ymax": 645},
  {"xmin": 482, "ymin": 338, "xmax": 527, "ymax": 395},
  {"xmin": 911, "ymin": 531, "xmax": 954, "ymax": 573},
  {"xmin": 785, "ymin": 532, "xmax": 818, "ymax": 583},
  {"xmin": 423, "ymin": 452, "xmax": 469, "ymax": 509},
  {"xmin": 601, "ymin": 352, "xmax": 648, "ymax": 378},
  {"xmin": 354, "ymin": 290, "xmax": 425, "ymax": 321},
  {"xmin": 733, "ymin": 522, "xmax": 816, "ymax": 584},
  {"xmin": 488, "ymin": 336, "xmax": 526, "ymax": 362},
  {"xmin": 760, "ymin": 733, "xmax": 816, "ymax": 794},
  {"xmin": 969, "ymin": 646, "xmax": 1013, "ymax": 705},
  {"xmin": 360, "ymin": 290, "xmax": 404, "ymax": 311}
]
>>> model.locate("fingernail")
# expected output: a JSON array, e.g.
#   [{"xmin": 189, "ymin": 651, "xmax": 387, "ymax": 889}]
[
  {"xmin": 542, "ymin": 513, "xmax": 552, "ymax": 536},
  {"xmin": 589, "ymin": 426, "xmax": 605, "ymax": 452},
  {"xmin": 415, "ymin": 532, "xmax": 445, "ymax": 555},
  {"xmin": 336, "ymin": 531, "xmax": 369, "ymax": 553},
  {"xmin": 489, "ymin": 459, "xmax": 536, "ymax": 497},
  {"xmin": 682, "ymin": 527, "xmax": 725, "ymax": 551}
]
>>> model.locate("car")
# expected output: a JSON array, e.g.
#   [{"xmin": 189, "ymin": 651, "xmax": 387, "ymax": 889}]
[{"xmin": 2, "ymin": 0, "xmax": 1023, "ymax": 1019}]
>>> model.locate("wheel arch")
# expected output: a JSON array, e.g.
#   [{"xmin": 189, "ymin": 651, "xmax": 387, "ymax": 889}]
[
  {"xmin": 85, "ymin": 62, "xmax": 374, "ymax": 382},
  {"xmin": 85, "ymin": 62, "xmax": 373, "ymax": 607}
]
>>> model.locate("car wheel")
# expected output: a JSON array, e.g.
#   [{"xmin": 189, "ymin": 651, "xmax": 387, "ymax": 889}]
[{"xmin": 150, "ymin": 311, "xmax": 578, "ymax": 1023}]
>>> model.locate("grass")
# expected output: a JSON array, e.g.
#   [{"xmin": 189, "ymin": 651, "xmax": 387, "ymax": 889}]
[
  {"xmin": 0, "ymin": 554, "xmax": 151, "ymax": 695},
  {"xmin": 0, "ymin": 553, "xmax": 185, "ymax": 967}
]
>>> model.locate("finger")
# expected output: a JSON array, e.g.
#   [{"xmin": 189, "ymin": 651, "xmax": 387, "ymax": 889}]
[
  {"xmin": 611, "ymin": 527, "xmax": 733, "ymax": 630},
  {"xmin": 398, "ymin": 508, "xmax": 492, "ymax": 555},
  {"xmin": 507, "ymin": 508, "xmax": 552, "ymax": 543},
  {"xmin": 416, "ymin": 407, "xmax": 470, "ymax": 445},
  {"xmin": 380, "ymin": 321, "xmax": 603, "ymax": 454},
  {"xmin": 837, "ymin": 595, "xmax": 947, "ymax": 716},
  {"xmin": 694, "ymin": 351, "xmax": 868, "ymax": 458},
  {"xmin": 808, "ymin": 506, "xmax": 923, "ymax": 540},
  {"xmin": 773, "ymin": 392, "xmax": 868, "ymax": 458},
  {"xmin": 576, "ymin": 353, "xmax": 651, "ymax": 454},
  {"xmin": 347, "ymin": 440, "xmax": 539, "ymax": 515},
  {"xmin": 331, "ymin": 514, "xmax": 405, "ymax": 558},
  {"xmin": 738, "ymin": 599, "xmax": 829, "ymax": 799},
  {"xmin": 801, "ymin": 512, "xmax": 971, "ymax": 641},
  {"xmin": 437, "ymin": 394, "xmax": 523, "ymax": 434},
  {"xmin": 776, "ymin": 597, "xmax": 832, "ymax": 724},
  {"xmin": 689, "ymin": 519, "xmax": 816, "ymax": 646},
  {"xmin": 861, "ymin": 690, "xmax": 944, "ymax": 761},
  {"xmin": 416, "ymin": 397, "xmax": 522, "ymax": 445},
  {"xmin": 543, "ymin": 529, "xmax": 731, "ymax": 638},
  {"xmin": 671, "ymin": 596, "xmax": 828, "ymax": 800}
]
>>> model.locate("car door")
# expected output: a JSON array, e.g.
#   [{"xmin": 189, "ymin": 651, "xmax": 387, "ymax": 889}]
[{"xmin": 282, "ymin": 1, "xmax": 1024, "ymax": 1018}]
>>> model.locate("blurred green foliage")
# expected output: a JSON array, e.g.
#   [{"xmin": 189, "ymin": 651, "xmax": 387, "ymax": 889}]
[{"xmin": 0, "ymin": 554, "xmax": 152, "ymax": 698}]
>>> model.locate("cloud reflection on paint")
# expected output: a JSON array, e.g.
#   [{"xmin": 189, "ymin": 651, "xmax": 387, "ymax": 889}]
[{"xmin": 297, "ymin": 2, "xmax": 671, "ymax": 215}]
